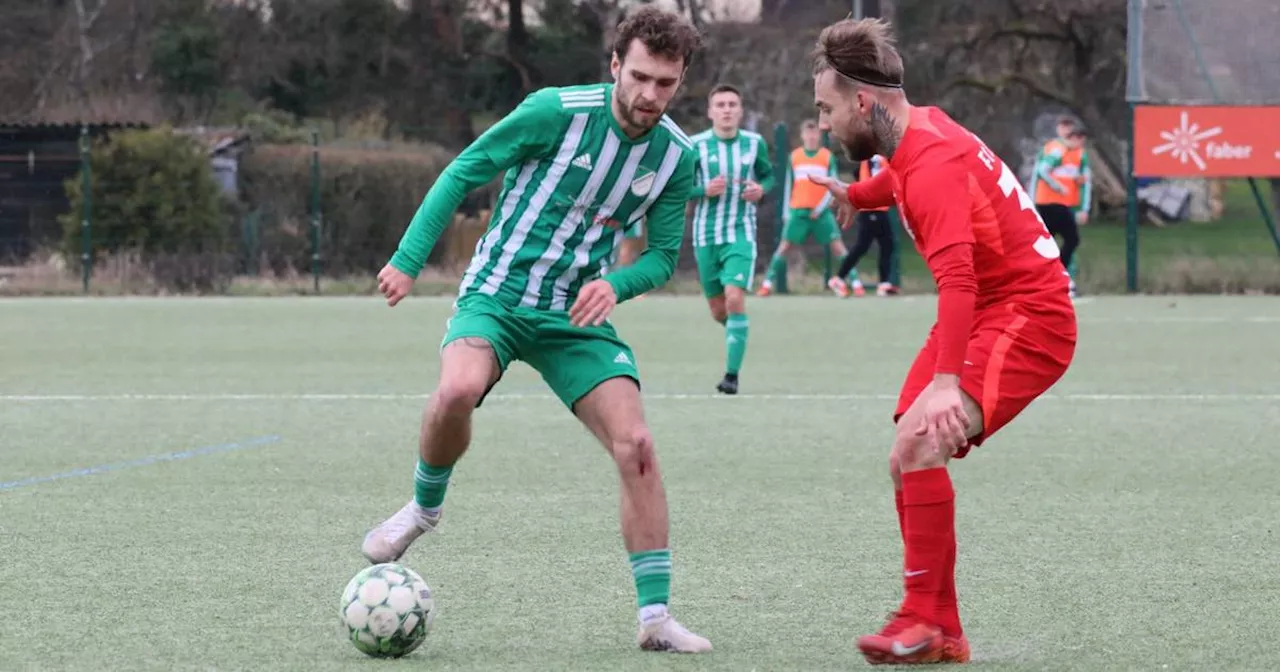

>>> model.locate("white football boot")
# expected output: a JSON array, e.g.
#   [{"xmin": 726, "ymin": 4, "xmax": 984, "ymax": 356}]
[
  {"xmin": 636, "ymin": 611, "xmax": 713, "ymax": 653},
  {"xmin": 361, "ymin": 500, "xmax": 441, "ymax": 564}
]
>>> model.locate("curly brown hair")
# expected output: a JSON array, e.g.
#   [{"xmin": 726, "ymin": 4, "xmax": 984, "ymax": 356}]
[
  {"xmin": 612, "ymin": 5, "xmax": 703, "ymax": 68},
  {"xmin": 811, "ymin": 18, "xmax": 904, "ymax": 90}
]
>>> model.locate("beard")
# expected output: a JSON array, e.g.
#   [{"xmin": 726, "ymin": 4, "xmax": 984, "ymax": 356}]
[
  {"xmin": 615, "ymin": 85, "xmax": 664, "ymax": 132},
  {"xmin": 838, "ymin": 128, "xmax": 878, "ymax": 162}
]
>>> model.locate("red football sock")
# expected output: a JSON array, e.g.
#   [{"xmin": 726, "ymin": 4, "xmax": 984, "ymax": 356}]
[
  {"xmin": 894, "ymin": 488, "xmax": 906, "ymax": 545},
  {"xmin": 936, "ymin": 524, "xmax": 963, "ymax": 638},
  {"xmin": 900, "ymin": 468, "xmax": 955, "ymax": 626}
]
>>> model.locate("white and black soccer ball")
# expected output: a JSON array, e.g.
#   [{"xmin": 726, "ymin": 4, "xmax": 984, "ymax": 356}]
[{"xmin": 339, "ymin": 563, "xmax": 435, "ymax": 658}]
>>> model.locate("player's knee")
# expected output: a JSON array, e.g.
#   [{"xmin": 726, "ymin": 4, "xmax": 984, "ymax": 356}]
[
  {"xmin": 709, "ymin": 304, "xmax": 728, "ymax": 324},
  {"xmin": 724, "ymin": 289, "xmax": 746, "ymax": 314},
  {"xmin": 892, "ymin": 424, "xmax": 933, "ymax": 471},
  {"xmin": 888, "ymin": 451, "xmax": 903, "ymax": 489},
  {"xmin": 430, "ymin": 376, "xmax": 488, "ymax": 417},
  {"xmin": 610, "ymin": 427, "xmax": 655, "ymax": 480}
]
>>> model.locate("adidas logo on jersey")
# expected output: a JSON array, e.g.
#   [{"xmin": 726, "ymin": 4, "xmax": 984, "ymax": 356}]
[
  {"xmin": 572, "ymin": 153, "xmax": 593, "ymax": 170},
  {"xmin": 734, "ymin": 273, "xmax": 745, "ymax": 281},
  {"xmin": 614, "ymin": 351, "xmax": 632, "ymax": 365}
]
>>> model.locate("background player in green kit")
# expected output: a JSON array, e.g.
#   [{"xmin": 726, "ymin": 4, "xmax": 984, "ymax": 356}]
[
  {"xmin": 362, "ymin": 7, "xmax": 711, "ymax": 654},
  {"xmin": 688, "ymin": 84, "xmax": 775, "ymax": 395}
]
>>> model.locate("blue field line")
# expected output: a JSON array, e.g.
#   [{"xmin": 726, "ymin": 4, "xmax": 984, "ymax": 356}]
[{"xmin": 0, "ymin": 434, "xmax": 282, "ymax": 492}]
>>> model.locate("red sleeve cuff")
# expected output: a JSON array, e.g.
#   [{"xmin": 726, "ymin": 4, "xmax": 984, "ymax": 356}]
[{"xmin": 931, "ymin": 243, "xmax": 977, "ymax": 375}]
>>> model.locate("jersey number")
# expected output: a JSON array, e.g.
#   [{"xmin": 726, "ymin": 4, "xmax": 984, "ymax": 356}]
[{"xmin": 975, "ymin": 141, "xmax": 1060, "ymax": 260}]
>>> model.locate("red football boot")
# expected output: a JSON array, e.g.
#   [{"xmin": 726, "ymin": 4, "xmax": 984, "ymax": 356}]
[{"xmin": 856, "ymin": 612, "xmax": 944, "ymax": 665}]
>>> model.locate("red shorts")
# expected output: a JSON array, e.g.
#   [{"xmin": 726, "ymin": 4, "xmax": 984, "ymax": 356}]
[{"xmin": 894, "ymin": 301, "xmax": 1077, "ymax": 458}]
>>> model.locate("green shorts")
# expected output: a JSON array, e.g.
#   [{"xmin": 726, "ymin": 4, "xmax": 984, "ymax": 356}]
[
  {"xmin": 783, "ymin": 208, "xmax": 841, "ymax": 245},
  {"xmin": 693, "ymin": 240, "xmax": 757, "ymax": 298},
  {"xmin": 441, "ymin": 293, "xmax": 639, "ymax": 408}
]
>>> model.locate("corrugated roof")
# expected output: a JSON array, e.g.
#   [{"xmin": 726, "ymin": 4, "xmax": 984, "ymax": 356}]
[{"xmin": 0, "ymin": 117, "xmax": 150, "ymax": 129}]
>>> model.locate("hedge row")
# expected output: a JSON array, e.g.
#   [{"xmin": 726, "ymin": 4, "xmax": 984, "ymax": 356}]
[{"xmin": 237, "ymin": 143, "xmax": 496, "ymax": 277}]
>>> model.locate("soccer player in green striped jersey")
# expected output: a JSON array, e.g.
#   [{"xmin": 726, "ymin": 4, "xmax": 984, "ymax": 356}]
[
  {"xmin": 688, "ymin": 84, "xmax": 775, "ymax": 395},
  {"xmin": 361, "ymin": 7, "xmax": 711, "ymax": 654}
]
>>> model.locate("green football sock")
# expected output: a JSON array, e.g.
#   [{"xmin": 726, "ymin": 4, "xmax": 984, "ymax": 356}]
[
  {"xmin": 767, "ymin": 253, "xmax": 787, "ymax": 284},
  {"xmin": 629, "ymin": 549, "xmax": 672, "ymax": 607},
  {"xmin": 725, "ymin": 313, "xmax": 749, "ymax": 375},
  {"xmin": 414, "ymin": 459, "xmax": 453, "ymax": 509}
]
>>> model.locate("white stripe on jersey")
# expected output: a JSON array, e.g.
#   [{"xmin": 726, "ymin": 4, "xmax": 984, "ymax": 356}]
[
  {"xmin": 560, "ymin": 88, "xmax": 605, "ymax": 109},
  {"xmin": 479, "ymin": 113, "xmax": 589, "ymax": 297},
  {"xmin": 660, "ymin": 116, "xmax": 693, "ymax": 149},
  {"xmin": 520, "ymin": 130, "xmax": 620, "ymax": 307},
  {"xmin": 559, "ymin": 88, "xmax": 604, "ymax": 100},
  {"xmin": 460, "ymin": 160, "xmax": 538, "ymax": 293},
  {"xmin": 549, "ymin": 141, "xmax": 650, "ymax": 310},
  {"xmin": 713, "ymin": 141, "xmax": 729, "ymax": 245},
  {"xmin": 694, "ymin": 140, "xmax": 711, "ymax": 247},
  {"xmin": 725, "ymin": 140, "xmax": 741, "ymax": 244}
]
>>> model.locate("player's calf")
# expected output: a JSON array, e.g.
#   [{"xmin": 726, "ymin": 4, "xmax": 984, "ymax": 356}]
[
  {"xmin": 363, "ymin": 339, "xmax": 498, "ymax": 564},
  {"xmin": 573, "ymin": 379, "xmax": 711, "ymax": 652}
]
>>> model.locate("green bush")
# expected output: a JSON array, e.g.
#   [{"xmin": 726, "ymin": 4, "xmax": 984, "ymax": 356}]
[
  {"xmin": 238, "ymin": 142, "xmax": 492, "ymax": 276},
  {"xmin": 61, "ymin": 127, "xmax": 231, "ymax": 291}
]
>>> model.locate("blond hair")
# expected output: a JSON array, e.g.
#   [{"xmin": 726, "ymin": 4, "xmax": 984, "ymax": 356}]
[{"xmin": 811, "ymin": 18, "xmax": 905, "ymax": 90}]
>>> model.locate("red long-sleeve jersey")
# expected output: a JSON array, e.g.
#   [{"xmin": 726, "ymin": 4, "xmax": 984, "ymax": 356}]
[{"xmin": 849, "ymin": 106, "xmax": 1073, "ymax": 374}]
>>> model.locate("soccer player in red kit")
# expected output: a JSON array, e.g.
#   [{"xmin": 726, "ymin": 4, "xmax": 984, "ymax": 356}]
[{"xmin": 806, "ymin": 18, "xmax": 1078, "ymax": 665}]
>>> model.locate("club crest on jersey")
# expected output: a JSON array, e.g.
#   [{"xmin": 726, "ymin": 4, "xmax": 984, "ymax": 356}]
[{"xmin": 630, "ymin": 170, "xmax": 656, "ymax": 197}]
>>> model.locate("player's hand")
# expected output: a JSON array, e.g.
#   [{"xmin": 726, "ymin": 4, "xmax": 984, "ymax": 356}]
[
  {"xmin": 807, "ymin": 174, "xmax": 851, "ymax": 206},
  {"xmin": 742, "ymin": 181, "xmax": 764, "ymax": 202},
  {"xmin": 377, "ymin": 264, "xmax": 415, "ymax": 307},
  {"xmin": 569, "ymin": 279, "xmax": 617, "ymax": 327},
  {"xmin": 705, "ymin": 176, "xmax": 727, "ymax": 197},
  {"xmin": 836, "ymin": 202, "xmax": 857, "ymax": 229},
  {"xmin": 915, "ymin": 385, "xmax": 971, "ymax": 456},
  {"xmin": 1075, "ymin": 210, "xmax": 1089, "ymax": 225}
]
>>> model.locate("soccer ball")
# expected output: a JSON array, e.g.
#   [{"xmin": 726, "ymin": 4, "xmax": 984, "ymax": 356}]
[{"xmin": 339, "ymin": 563, "xmax": 435, "ymax": 658}]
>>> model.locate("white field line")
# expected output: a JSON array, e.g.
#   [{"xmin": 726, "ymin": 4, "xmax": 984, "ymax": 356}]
[{"xmin": 1, "ymin": 392, "xmax": 1278, "ymax": 402}]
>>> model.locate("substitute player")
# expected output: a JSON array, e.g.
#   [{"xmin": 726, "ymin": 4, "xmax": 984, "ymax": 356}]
[
  {"xmin": 363, "ymin": 6, "xmax": 711, "ymax": 653},
  {"xmin": 689, "ymin": 84, "xmax": 775, "ymax": 395},
  {"xmin": 1031, "ymin": 118, "xmax": 1091, "ymax": 297},
  {"xmin": 830, "ymin": 153, "xmax": 898, "ymax": 297},
  {"xmin": 807, "ymin": 18, "xmax": 1077, "ymax": 664},
  {"xmin": 758, "ymin": 119, "xmax": 852, "ymax": 296}
]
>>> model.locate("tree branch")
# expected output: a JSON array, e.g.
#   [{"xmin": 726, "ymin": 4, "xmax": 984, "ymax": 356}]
[
  {"xmin": 481, "ymin": 47, "xmax": 534, "ymax": 92},
  {"xmin": 944, "ymin": 74, "xmax": 1076, "ymax": 110}
]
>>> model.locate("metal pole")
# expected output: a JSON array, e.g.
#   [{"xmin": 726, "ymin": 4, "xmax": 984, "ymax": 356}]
[
  {"xmin": 1245, "ymin": 179, "xmax": 1280, "ymax": 255},
  {"xmin": 1126, "ymin": 106, "xmax": 1139, "ymax": 293},
  {"xmin": 1124, "ymin": 0, "xmax": 1143, "ymax": 293},
  {"xmin": 310, "ymin": 129, "xmax": 321, "ymax": 293},
  {"xmin": 79, "ymin": 125, "xmax": 92, "ymax": 294}
]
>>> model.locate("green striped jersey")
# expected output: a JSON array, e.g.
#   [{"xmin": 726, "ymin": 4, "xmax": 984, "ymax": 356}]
[
  {"xmin": 389, "ymin": 83, "xmax": 697, "ymax": 310},
  {"xmin": 688, "ymin": 129, "xmax": 775, "ymax": 247}
]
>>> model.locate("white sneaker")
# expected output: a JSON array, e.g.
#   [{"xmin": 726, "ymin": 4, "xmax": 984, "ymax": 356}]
[
  {"xmin": 637, "ymin": 613, "xmax": 712, "ymax": 653},
  {"xmin": 361, "ymin": 501, "xmax": 441, "ymax": 564}
]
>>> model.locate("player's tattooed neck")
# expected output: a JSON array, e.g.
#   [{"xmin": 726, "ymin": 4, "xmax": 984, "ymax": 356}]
[{"xmin": 870, "ymin": 103, "xmax": 903, "ymax": 159}]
